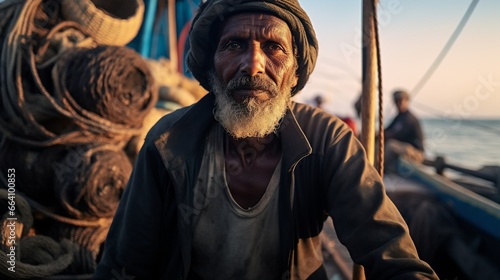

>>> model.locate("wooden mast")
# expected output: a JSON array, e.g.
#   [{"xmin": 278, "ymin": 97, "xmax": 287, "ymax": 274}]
[
  {"xmin": 360, "ymin": 0, "xmax": 378, "ymax": 165},
  {"xmin": 355, "ymin": 0, "xmax": 379, "ymax": 279},
  {"xmin": 168, "ymin": 0, "xmax": 178, "ymax": 72}
]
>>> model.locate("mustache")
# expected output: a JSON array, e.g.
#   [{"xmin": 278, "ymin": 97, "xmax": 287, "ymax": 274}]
[{"xmin": 225, "ymin": 76, "xmax": 278, "ymax": 97}]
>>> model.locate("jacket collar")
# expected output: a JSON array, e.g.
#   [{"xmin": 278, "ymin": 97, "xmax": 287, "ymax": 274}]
[
  {"xmin": 156, "ymin": 92, "xmax": 312, "ymax": 170},
  {"xmin": 155, "ymin": 92, "xmax": 216, "ymax": 169},
  {"xmin": 278, "ymin": 102, "xmax": 312, "ymax": 171}
]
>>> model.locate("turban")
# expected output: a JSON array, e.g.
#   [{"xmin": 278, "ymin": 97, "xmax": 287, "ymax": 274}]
[
  {"xmin": 393, "ymin": 90, "xmax": 410, "ymax": 100},
  {"xmin": 187, "ymin": 0, "xmax": 319, "ymax": 95}
]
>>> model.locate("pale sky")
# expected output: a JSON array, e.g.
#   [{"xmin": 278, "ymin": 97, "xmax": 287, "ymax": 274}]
[{"xmin": 295, "ymin": 0, "xmax": 500, "ymax": 120}]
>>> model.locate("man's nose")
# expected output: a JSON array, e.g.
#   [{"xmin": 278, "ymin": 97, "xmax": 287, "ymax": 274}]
[{"xmin": 240, "ymin": 44, "xmax": 265, "ymax": 76}]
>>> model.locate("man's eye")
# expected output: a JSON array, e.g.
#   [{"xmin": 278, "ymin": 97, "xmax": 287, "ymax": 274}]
[
  {"xmin": 226, "ymin": 42, "xmax": 242, "ymax": 50},
  {"xmin": 264, "ymin": 43, "xmax": 284, "ymax": 53}
]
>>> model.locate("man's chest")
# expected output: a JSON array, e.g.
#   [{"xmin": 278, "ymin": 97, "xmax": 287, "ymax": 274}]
[{"xmin": 224, "ymin": 151, "xmax": 281, "ymax": 209}]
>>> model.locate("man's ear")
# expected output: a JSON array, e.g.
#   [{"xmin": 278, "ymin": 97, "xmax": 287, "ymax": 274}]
[{"xmin": 292, "ymin": 73, "xmax": 299, "ymax": 88}]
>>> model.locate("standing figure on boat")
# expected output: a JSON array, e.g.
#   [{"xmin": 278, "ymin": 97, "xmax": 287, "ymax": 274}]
[
  {"xmin": 384, "ymin": 89, "xmax": 425, "ymax": 171},
  {"xmin": 94, "ymin": 0, "xmax": 438, "ymax": 279}
]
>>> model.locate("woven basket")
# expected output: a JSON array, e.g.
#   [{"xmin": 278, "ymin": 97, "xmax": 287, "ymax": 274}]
[{"xmin": 60, "ymin": 0, "xmax": 144, "ymax": 46}]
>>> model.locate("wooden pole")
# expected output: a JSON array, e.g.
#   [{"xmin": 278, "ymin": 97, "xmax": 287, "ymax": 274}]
[
  {"xmin": 354, "ymin": 0, "xmax": 379, "ymax": 279},
  {"xmin": 168, "ymin": 0, "xmax": 178, "ymax": 73},
  {"xmin": 360, "ymin": 0, "xmax": 378, "ymax": 165}
]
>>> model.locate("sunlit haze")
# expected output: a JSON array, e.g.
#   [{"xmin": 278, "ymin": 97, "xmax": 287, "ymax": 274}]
[{"xmin": 295, "ymin": 0, "xmax": 500, "ymax": 120}]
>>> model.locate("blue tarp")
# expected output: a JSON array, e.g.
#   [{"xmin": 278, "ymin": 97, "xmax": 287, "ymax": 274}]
[{"xmin": 128, "ymin": 0, "xmax": 201, "ymax": 77}]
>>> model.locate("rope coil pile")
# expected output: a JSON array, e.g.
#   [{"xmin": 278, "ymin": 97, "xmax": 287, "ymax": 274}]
[
  {"xmin": 0, "ymin": 0, "xmax": 153, "ymax": 147},
  {"xmin": 0, "ymin": 0, "xmax": 150, "ymax": 278}
]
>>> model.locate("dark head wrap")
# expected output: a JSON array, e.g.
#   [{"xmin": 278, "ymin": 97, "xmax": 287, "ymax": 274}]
[
  {"xmin": 187, "ymin": 0, "xmax": 319, "ymax": 95},
  {"xmin": 393, "ymin": 90, "xmax": 410, "ymax": 101}
]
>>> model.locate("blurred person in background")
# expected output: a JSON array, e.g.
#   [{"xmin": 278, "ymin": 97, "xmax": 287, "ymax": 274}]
[{"xmin": 384, "ymin": 89, "xmax": 425, "ymax": 171}]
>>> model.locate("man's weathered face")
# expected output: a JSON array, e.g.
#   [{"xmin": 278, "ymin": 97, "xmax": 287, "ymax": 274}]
[{"xmin": 210, "ymin": 13, "xmax": 298, "ymax": 139}]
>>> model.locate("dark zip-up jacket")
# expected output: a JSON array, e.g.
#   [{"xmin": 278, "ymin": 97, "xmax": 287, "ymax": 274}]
[
  {"xmin": 385, "ymin": 110, "xmax": 424, "ymax": 151},
  {"xmin": 94, "ymin": 92, "xmax": 438, "ymax": 279}
]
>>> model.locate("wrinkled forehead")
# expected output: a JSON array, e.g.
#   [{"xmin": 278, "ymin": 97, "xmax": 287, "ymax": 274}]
[{"xmin": 219, "ymin": 13, "xmax": 293, "ymax": 43}]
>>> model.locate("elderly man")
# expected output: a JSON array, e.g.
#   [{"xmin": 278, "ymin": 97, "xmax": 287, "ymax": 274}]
[{"xmin": 94, "ymin": 0, "xmax": 438, "ymax": 279}]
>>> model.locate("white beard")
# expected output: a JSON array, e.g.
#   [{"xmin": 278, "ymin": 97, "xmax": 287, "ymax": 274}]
[{"xmin": 209, "ymin": 71, "xmax": 292, "ymax": 139}]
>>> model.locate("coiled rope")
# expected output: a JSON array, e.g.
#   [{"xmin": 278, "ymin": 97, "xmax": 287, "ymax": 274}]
[{"xmin": 0, "ymin": 189, "xmax": 75, "ymax": 279}]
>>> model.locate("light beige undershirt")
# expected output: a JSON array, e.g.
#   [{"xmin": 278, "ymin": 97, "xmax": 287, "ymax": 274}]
[{"xmin": 189, "ymin": 124, "xmax": 282, "ymax": 280}]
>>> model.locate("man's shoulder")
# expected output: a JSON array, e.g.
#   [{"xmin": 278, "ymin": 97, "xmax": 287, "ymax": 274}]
[
  {"xmin": 405, "ymin": 111, "xmax": 422, "ymax": 124},
  {"xmin": 146, "ymin": 93, "xmax": 214, "ymax": 142},
  {"xmin": 291, "ymin": 102, "xmax": 343, "ymax": 124},
  {"xmin": 145, "ymin": 105, "xmax": 193, "ymax": 142},
  {"xmin": 289, "ymin": 102, "xmax": 351, "ymax": 137}
]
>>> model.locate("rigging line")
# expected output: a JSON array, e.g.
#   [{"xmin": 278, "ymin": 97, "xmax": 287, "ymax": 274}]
[
  {"xmin": 413, "ymin": 101, "xmax": 500, "ymax": 135},
  {"xmin": 313, "ymin": 70, "xmax": 360, "ymax": 87},
  {"xmin": 411, "ymin": 0, "xmax": 480, "ymax": 97},
  {"xmin": 373, "ymin": 0, "xmax": 384, "ymax": 176},
  {"xmin": 320, "ymin": 56, "xmax": 361, "ymax": 82}
]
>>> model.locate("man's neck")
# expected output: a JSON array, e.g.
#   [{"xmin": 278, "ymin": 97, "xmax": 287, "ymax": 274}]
[
  {"xmin": 223, "ymin": 131, "xmax": 282, "ymax": 208},
  {"xmin": 224, "ymin": 133, "xmax": 281, "ymax": 167}
]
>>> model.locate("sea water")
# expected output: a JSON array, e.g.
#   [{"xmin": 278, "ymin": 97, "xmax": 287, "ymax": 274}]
[{"xmin": 421, "ymin": 118, "xmax": 500, "ymax": 170}]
